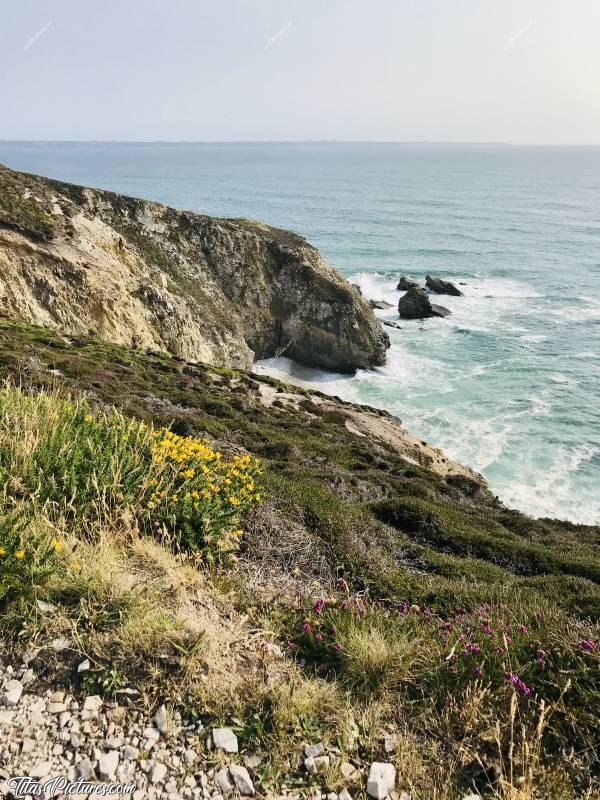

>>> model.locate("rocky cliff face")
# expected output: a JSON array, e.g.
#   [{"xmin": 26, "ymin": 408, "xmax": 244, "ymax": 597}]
[{"xmin": 0, "ymin": 164, "xmax": 389, "ymax": 372}]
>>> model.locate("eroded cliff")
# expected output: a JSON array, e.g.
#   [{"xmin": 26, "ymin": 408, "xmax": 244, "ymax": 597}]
[{"xmin": 0, "ymin": 164, "xmax": 389, "ymax": 372}]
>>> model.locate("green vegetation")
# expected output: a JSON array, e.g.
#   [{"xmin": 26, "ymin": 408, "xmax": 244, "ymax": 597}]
[{"xmin": 0, "ymin": 318, "xmax": 598, "ymax": 798}]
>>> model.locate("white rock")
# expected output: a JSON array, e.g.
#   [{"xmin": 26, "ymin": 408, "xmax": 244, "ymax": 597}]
[
  {"xmin": 2, "ymin": 679, "xmax": 23, "ymax": 707},
  {"xmin": 30, "ymin": 761, "xmax": 52, "ymax": 779},
  {"xmin": 305, "ymin": 756, "xmax": 330, "ymax": 774},
  {"xmin": 122, "ymin": 745, "xmax": 140, "ymax": 760},
  {"xmin": 22, "ymin": 669, "xmax": 36, "ymax": 685},
  {"xmin": 21, "ymin": 738, "xmax": 35, "ymax": 753},
  {"xmin": 184, "ymin": 749, "xmax": 197, "ymax": 764},
  {"xmin": 98, "ymin": 750, "xmax": 120, "ymax": 780},
  {"xmin": 229, "ymin": 765, "xmax": 255, "ymax": 796},
  {"xmin": 77, "ymin": 659, "xmax": 91, "ymax": 673},
  {"xmin": 149, "ymin": 762, "xmax": 168, "ymax": 783},
  {"xmin": 367, "ymin": 762, "xmax": 396, "ymax": 800},
  {"xmin": 211, "ymin": 728, "xmax": 238, "ymax": 754},
  {"xmin": 77, "ymin": 758, "xmax": 96, "ymax": 781},
  {"xmin": 340, "ymin": 762, "xmax": 357, "ymax": 779},
  {"xmin": 81, "ymin": 695, "xmax": 103, "ymax": 719},
  {"xmin": 215, "ymin": 767, "xmax": 235, "ymax": 795},
  {"xmin": 47, "ymin": 702, "xmax": 67, "ymax": 713},
  {"xmin": 36, "ymin": 599, "xmax": 57, "ymax": 613},
  {"xmin": 153, "ymin": 705, "xmax": 168, "ymax": 734},
  {"xmin": 339, "ymin": 791, "xmax": 352, "ymax": 800},
  {"xmin": 304, "ymin": 742, "xmax": 325, "ymax": 758},
  {"xmin": 462, "ymin": 795, "xmax": 481, "ymax": 800}
]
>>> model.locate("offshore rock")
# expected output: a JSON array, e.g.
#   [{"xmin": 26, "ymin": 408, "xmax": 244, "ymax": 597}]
[
  {"xmin": 398, "ymin": 287, "xmax": 451, "ymax": 319},
  {"xmin": 425, "ymin": 275, "xmax": 463, "ymax": 296}
]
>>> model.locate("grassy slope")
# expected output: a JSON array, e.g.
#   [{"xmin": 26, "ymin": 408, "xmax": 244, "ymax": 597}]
[
  {"xmin": 0, "ymin": 318, "xmax": 599, "ymax": 799},
  {"xmin": 1, "ymin": 317, "xmax": 598, "ymax": 620}
]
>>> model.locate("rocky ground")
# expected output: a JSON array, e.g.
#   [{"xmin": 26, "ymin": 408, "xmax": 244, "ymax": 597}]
[{"xmin": 0, "ymin": 659, "xmax": 425, "ymax": 800}]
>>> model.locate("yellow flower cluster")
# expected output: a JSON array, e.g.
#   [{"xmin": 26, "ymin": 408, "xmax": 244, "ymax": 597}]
[{"xmin": 145, "ymin": 429, "xmax": 263, "ymax": 563}]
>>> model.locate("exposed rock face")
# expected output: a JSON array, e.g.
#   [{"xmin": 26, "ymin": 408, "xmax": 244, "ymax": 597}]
[
  {"xmin": 398, "ymin": 287, "xmax": 451, "ymax": 319},
  {"xmin": 396, "ymin": 276, "xmax": 419, "ymax": 291},
  {"xmin": 369, "ymin": 299, "xmax": 393, "ymax": 309},
  {"xmin": 425, "ymin": 275, "xmax": 463, "ymax": 296},
  {"xmin": 0, "ymin": 164, "xmax": 389, "ymax": 373}
]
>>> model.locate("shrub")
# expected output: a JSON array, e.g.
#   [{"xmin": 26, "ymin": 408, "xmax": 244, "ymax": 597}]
[
  {"xmin": 144, "ymin": 429, "xmax": 263, "ymax": 563},
  {"xmin": 0, "ymin": 386, "xmax": 263, "ymax": 566}
]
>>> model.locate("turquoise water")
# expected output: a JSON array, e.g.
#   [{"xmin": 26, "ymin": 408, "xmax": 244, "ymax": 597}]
[{"xmin": 1, "ymin": 142, "xmax": 599, "ymax": 523}]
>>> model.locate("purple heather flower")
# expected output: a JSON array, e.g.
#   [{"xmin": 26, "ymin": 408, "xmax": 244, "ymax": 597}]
[
  {"xmin": 495, "ymin": 645, "xmax": 504, "ymax": 654},
  {"xmin": 473, "ymin": 666, "xmax": 483, "ymax": 678},
  {"xmin": 313, "ymin": 598, "xmax": 326, "ymax": 614},
  {"xmin": 504, "ymin": 672, "xmax": 532, "ymax": 697},
  {"xmin": 577, "ymin": 640, "xmax": 597, "ymax": 653},
  {"xmin": 315, "ymin": 634, "xmax": 323, "ymax": 642},
  {"xmin": 303, "ymin": 623, "xmax": 311, "ymax": 633},
  {"xmin": 518, "ymin": 624, "xmax": 528, "ymax": 634}
]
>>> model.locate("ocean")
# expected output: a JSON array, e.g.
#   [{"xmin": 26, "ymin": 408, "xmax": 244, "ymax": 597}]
[{"xmin": 1, "ymin": 141, "xmax": 598, "ymax": 524}]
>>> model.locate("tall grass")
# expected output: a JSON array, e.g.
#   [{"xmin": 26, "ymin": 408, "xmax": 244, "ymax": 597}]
[{"xmin": 0, "ymin": 385, "xmax": 262, "ymax": 602}]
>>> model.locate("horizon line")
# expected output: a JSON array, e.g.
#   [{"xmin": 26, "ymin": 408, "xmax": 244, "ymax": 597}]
[{"xmin": 2, "ymin": 139, "xmax": 600, "ymax": 148}]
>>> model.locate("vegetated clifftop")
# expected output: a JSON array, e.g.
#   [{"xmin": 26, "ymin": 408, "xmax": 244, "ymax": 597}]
[{"xmin": 0, "ymin": 163, "xmax": 389, "ymax": 373}]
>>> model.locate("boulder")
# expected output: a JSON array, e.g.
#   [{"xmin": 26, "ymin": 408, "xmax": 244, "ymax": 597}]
[
  {"xmin": 398, "ymin": 287, "xmax": 451, "ymax": 320},
  {"xmin": 425, "ymin": 275, "xmax": 463, "ymax": 296},
  {"xmin": 396, "ymin": 276, "xmax": 419, "ymax": 291},
  {"xmin": 369, "ymin": 299, "xmax": 394, "ymax": 310}
]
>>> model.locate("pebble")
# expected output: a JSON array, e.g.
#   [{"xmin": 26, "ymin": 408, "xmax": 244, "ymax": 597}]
[
  {"xmin": 367, "ymin": 762, "xmax": 396, "ymax": 800},
  {"xmin": 229, "ymin": 764, "xmax": 255, "ymax": 796},
  {"xmin": 211, "ymin": 727, "xmax": 238, "ymax": 754},
  {"xmin": 304, "ymin": 742, "xmax": 325, "ymax": 758},
  {"xmin": 2, "ymin": 679, "xmax": 23, "ymax": 707},
  {"xmin": 215, "ymin": 767, "xmax": 235, "ymax": 795},
  {"xmin": 149, "ymin": 762, "xmax": 168, "ymax": 784},
  {"xmin": 98, "ymin": 750, "xmax": 120, "ymax": 781},
  {"xmin": 154, "ymin": 705, "xmax": 168, "ymax": 734}
]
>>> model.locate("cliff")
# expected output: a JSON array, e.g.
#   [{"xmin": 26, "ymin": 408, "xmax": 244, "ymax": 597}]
[{"xmin": 0, "ymin": 163, "xmax": 389, "ymax": 373}]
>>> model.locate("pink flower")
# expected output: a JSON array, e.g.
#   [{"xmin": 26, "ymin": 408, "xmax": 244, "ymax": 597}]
[
  {"xmin": 315, "ymin": 634, "xmax": 323, "ymax": 642},
  {"xmin": 504, "ymin": 672, "xmax": 532, "ymax": 697},
  {"xmin": 473, "ymin": 666, "xmax": 483, "ymax": 678},
  {"xmin": 577, "ymin": 640, "xmax": 597, "ymax": 653},
  {"xmin": 518, "ymin": 624, "xmax": 528, "ymax": 634},
  {"xmin": 313, "ymin": 598, "xmax": 326, "ymax": 614},
  {"xmin": 303, "ymin": 623, "xmax": 311, "ymax": 633}
]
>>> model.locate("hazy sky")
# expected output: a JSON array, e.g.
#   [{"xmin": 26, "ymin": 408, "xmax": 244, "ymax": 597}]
[{"xmin": 2, "ymin": 0, "xmax": 600, "ymax": 144}]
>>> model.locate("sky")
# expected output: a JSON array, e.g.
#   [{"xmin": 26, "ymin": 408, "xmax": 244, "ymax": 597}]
[{"xmin": 2, "ymin": 0, "xmax": 600, "ymax": 144}]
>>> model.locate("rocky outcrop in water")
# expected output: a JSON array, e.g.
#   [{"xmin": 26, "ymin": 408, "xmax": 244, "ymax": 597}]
[
  {"xmin": 396, "ymin": 276, "xmax": 419, "ymax": 291},
  {"xmin": 425, "ymin": 275, "xmax": 463, "ymax": 296},
  {"xmin": 398, "ymin": 287, "xmax": 451, "ymax": 319},
  {"xmin": 0, "ymin": 164, "xmax": 389, "ymax": 373}
]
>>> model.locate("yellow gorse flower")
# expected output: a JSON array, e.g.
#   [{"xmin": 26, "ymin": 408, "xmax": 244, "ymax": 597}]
[{"xmin": 15, "ymin": 549, "xmax": 25, "ymax": 560}]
